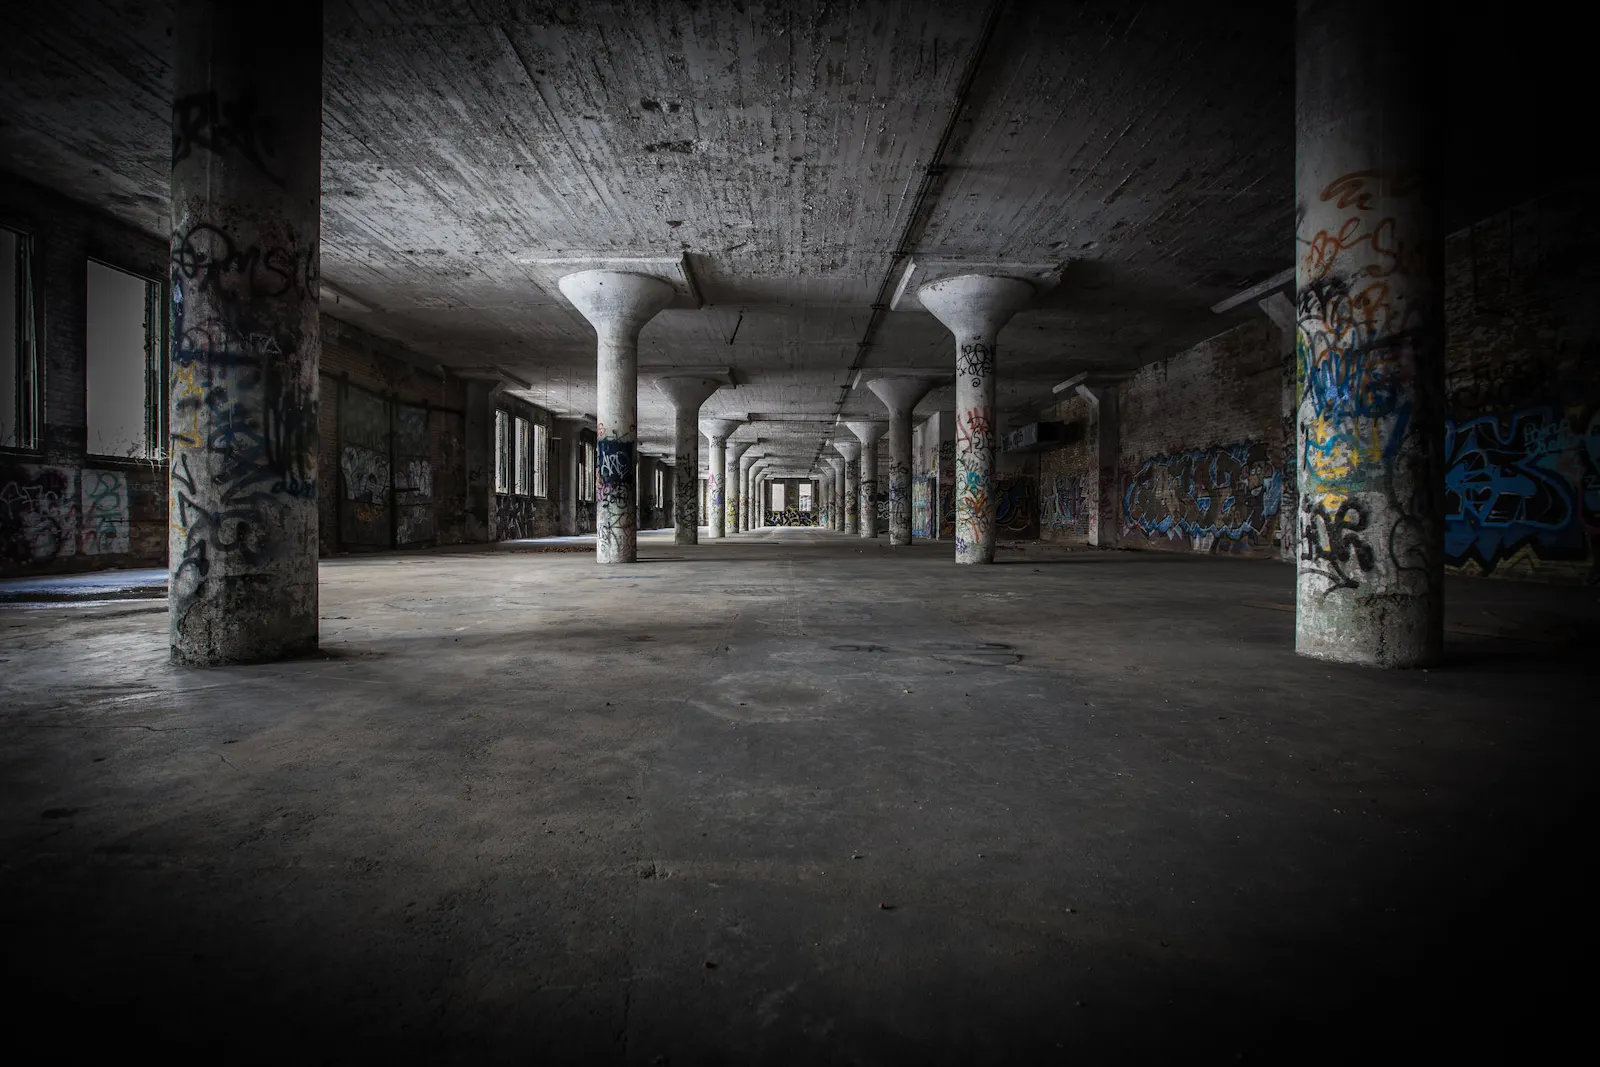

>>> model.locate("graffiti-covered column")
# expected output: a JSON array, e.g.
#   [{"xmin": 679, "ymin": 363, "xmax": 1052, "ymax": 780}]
[
  {"xmin": 867, "ymin": 377, "xmax": 941, "ymax": 546},
  {"xmin": 919, "ymin": 275, "xmax": 1034, "ymax": 564},
  {"xmin": 701, "ymin": 419, "xmax": 739, "ymax": 539},
  {"xmin": 834, "ymin": 439, "xmax": 861, "ymax": 535},
  {"xmin": 1295, "ymin": 0, "xmax": 1443, "ymax": 667},
  {"xmin": 168, "ymin": 0, "xmax": 323, "ymax": 666},
  {"xmin": 737, "ymin": 447, "xmax": 761, "ymax": 533},
  {"xmin": 823, "ymin": 455, "xmax": 843, "ymax": 531},
  {"xmin": 653, "ymin": 376, "xmax": 721, "ymax": 545},
  {"xmin": 845, "ymin": 422, "xmax": 884, "ymax": 539},
  {"xmin": 558, "ymin": 271, "xmax": 675, "ymax": 564},
  {"xmin": 725, "ymin": 439, "xmax": 752, "ymax": 535}
]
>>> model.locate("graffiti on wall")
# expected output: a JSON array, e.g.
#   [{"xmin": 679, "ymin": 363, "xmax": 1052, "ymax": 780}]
[
  {"xmin": 995, "ymin": 476, "xmax": 1038, "ymax": 537},
  {"xmin": 912, "ymin": 474, "xmax": 934, "ymax": 538},
  {"xmin": 1443, "ymin": 405, "xmax": 1600, "ymax": 576},
  {"xmin": 1040, "ymin": 473, "xmax": 1086, "ymax": 534},
  {"xmin": 938, "ymin": 440, "xmax": 957, "ymax": 540},
  {"xmin": 765, "ymin": 507, "xmax": 816, "ymax": 527},
  {"xmin": 1123, "ymin": 442, "xmax": 1284, "ymax": 554},
  {"xmin": 79, "ymin": 470, "xmax": 130, "ymax": 554},
  {"xmin": 3, "ymin": 466, "xmax": 133, "ymax": 564}
]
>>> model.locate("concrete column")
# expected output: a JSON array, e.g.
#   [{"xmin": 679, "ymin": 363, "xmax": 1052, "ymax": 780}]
[
  {"xmin": 919, "ymin": 275, "xmax": 1034, "ymax": 564},
  {"xmin": 463, "ymin": 382, "xmax": 495, "ymax": 541},
  {"xmin": 558, "ymin": 271, "xmax": 675, "ymax": 564},
  {"xmin": 833, "ymin": 439, "xmax": 861, "ymax": 535},
  {"xmin": 845, "ymin": 422, "xmax": 885, "ymax": 539},
  {"xmin": 866, "ymin": 378, "xmax": 941, "ymax": 546},
  {"xmin": 168, "ymin": 0, "xmax": 323, "ymax": 666},
  {"xmin": 738, "ymin": 449, "xmax": 761, "ymax": 532},
  {"xmin": 824, "ymin": 456, "xmax": 844, "ymax": 531},
  {"xmin": 1071, "ymin": 384, "xmax": 1122, "ymax": 548},
  {"xmin": 1294, "ymin": 0, "xmax": 1443, "ymax": 667},
  {"xmin": 653, "ymin": 376, "xmax": 721, "ymax": 545},
  {"xmin": 701, "ymin": 419, "xmax": 739, "ymax": 539},
  {"xmin": 726, "ymin": 440, "xmax": 752, "ymax": 535}
]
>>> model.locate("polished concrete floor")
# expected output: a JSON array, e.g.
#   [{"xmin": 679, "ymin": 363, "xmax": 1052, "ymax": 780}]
[{"xmin": 1, "ymin": 529, "xmax": 1593, "ymax": 1063}]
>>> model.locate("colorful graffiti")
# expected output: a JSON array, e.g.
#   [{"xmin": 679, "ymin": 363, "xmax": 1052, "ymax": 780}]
[
  {"xmin": 938, "ymin": 440, "xmax": 957, "ymax": 540},
  {"xmin": 1040, "ymin": 473, "xmax": 1085, "ymax": 535},
  {"xmin": 995, "ymin": 476, "xmax": 1037, "ymax": 537},
  {"xmin": 1295, "ymin": 167, "xmax": 1437, "ymax": 599},
  {"xmin": 79, "ymin": 470, "xmax": 130, "ymax": 555},
  {"xmin": 912, "ymin": 473, "xmax": 934, "ymax": 538},
  {"xmin": 1124, "ymin": 442, "xmax": 1283, "ymax": 554},
  {"xmin": 1443, "ymin": 405, "xmax": 1600, "ymax": 576},
  {"xmin": 3, "ymin": 466, "xmax": 133, "ymax": 564}
]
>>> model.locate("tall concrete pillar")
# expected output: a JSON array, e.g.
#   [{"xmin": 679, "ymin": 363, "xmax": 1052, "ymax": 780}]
[
  {"xmin": 1069, "ymin": 383, "xmax": 1121, "ymax": 548},
  {"xmin": 558, "ymin": 271, "xmax": 675, "ymax": 564},
  {"xmin": 738, "ymin": 448, "xmax": 761, "ymax": 532},
  {"xmin": 919, "ymin": 275, "xmax": 1034, "ymax": 564},
  {"xmin": 845, "ymin": 422, "xmax": 884, "ymax": 539},
  {"xmin": 867, "ymin": 377, "xmax": 941, "ymax": 546},
  {"xmin": 653, "ymin": 376, "xmax": 722, "ymax": 545},
  {"xmin": 1294, "ymin": 0, "xmax": 1443, "ymax": 667},
  {"xmin": 824, "ymin": 455, "xmax": 844, "ymax": 531},
  {"xmin": 834, "ymin": 439, "xmax": 861, "ymax": 535},
  {"xmin": 701, "ymin": 419, "xmax": 739, "ymax": 539},
  {"xmin": 726, "ymin": 440, "xmax": 752, "ymax": 535},
  {"xmin": 168, "ymin": 0, "xmax": 323, "ymax": 666}
]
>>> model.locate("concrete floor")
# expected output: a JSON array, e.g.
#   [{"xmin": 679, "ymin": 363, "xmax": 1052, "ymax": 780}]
[{"xmin": 1, "ymin": 530, "xmax": 1593, "ymax": 1063}]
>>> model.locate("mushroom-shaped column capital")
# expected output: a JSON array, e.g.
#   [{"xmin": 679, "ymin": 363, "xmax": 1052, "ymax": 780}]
[
  {"xmin": 653, "ymin": 375, "xmax": 723, "ymax": 411},
  {"xmin": 917, "ymin": 274, "xmax": 1035, "ymax": 341},
  {"xmin": 559, "ymin": 270, "xmax": 677, "ymax": 342},
  {"xmin": 700, "ymin": 418, "xmax": 742, "ymax": 445}
]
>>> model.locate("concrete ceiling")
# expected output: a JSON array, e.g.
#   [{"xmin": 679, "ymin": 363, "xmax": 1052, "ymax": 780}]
[{"xmin": 3, "ymin": 0, "xmax": 1308, "ymax": 473}]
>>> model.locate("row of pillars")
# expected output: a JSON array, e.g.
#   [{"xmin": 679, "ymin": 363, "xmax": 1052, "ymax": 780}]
[{"xmin": 169, "ymin": 0, "xmax": 1442, "ymax": 669}]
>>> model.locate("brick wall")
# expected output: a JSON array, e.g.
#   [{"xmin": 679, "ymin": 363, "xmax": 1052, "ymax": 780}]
[
  {"xmin": 1116, "ymin": 317, "xmax": 1292, "ymax": 558},
  {"xmin": 1036, "ymin": 393, "xmax": 1094, "ymax": 542}
]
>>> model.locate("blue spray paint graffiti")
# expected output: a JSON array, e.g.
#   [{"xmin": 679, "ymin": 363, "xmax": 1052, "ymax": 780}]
[
  {"xmin": 1123, "ymin": 442, "xmax": 1283, "ymax": 553},
  {"xmin": 1443, "ymin": 406, "xmax": 1598, "ymax": 574}
]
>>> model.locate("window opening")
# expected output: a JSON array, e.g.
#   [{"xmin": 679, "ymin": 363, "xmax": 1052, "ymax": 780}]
[
  {"xmin": 1, "ymin": 226, "xmax": 41, "ymax": 450},
  {"xmin": 494, "ymin": 410, "xmax": 511, "ymax": 493},
  {"xmin": 86, "ymin": 259, "xmax": 163, "ymax": 458}
]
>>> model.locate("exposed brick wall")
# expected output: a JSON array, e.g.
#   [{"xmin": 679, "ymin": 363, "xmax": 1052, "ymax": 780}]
[
  {"xmin": 1, "ymin": 176, "xmax": 169, "ymax": 575},
  {"xmin": 1115, "ymin": 317, "xmax": 1291, "ymax": 558},
  {"xmin": 1036, "ymin": 393, "xmax": 1094, "ymax": 543},
  {"xmin": 1440, "ymin": 191, "xmax": 1600, "ymax": 583}
]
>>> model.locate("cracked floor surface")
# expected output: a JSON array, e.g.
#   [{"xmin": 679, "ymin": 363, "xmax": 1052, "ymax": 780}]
[{"xmin": 1, "ymin": 530, "xmax": 1593, "ymax": 1063}]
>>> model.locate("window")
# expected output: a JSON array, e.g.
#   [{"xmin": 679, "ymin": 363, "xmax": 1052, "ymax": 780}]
[
  {"xmin": 533, "ymin": 422, "xmax": 549, "ymax": 497},
  {"xmin": 581, "ymin": 440, "xmax": 596, "ymax": 502},
  {"xmin": 798, "ymin": 483, "xmax": 813, "ymax": 510},
  {"xmin": 494, "ymin": 410, "xmax": 511, "ymax": 493},
  {"xmin": 86, "ymin": 259, "xmax": 163, "ymax": 458},
  {"xmin": 514, "ymin": 416, "xmax": 530, "ymax": 494},
  {"xmin": 771, "ymin": 482, "xmax": 785, "ymax": 510},
  {"xmin": 654, "ymin": 466, "xmax": 664, "ymax": 505},
  {"xmin": 1, "ymin": 226, "xmax": 40, "ymax": 450}
]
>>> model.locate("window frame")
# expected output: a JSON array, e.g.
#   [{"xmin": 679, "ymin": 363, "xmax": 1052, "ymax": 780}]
[
  {"xmin": 533, "ymin": 421, "xmax": 549, "ymax": 498},
  {"xmin": 494, "ymin": 410, "xmax": 511, "ymax": 494},
  {"xmin": 84, "ymin": 257, "xmax": 166, "ymax": 460},
  {"xmin": 514, "ymin": 415, "xmax": 530, "ymax": 495},
  {"xmin": 0, "ymin": 225, "xmax": 42, "ymax": 452}
]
